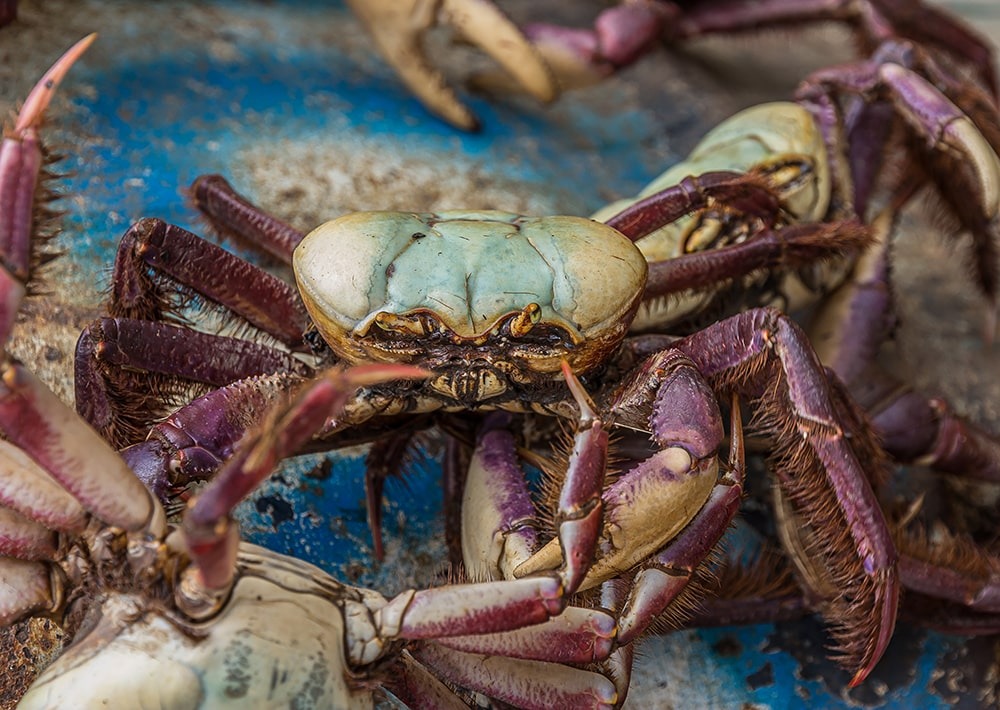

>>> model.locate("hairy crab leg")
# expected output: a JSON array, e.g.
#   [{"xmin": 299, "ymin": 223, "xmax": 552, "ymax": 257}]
[
  {"xmin": 671, "ymin": 0, "xmax": 999, "ymax": 99},
  {"xmin": 811, "ymin": 207, "xmax": 1000, "ymax": 481},
  {"xmin": 797, "ymin": 46, "xmax": 1000, "ymax": 307},
  {"xmin": 105, "ymin": 217, "xmax": 309, "ymax": 344},
  {"xmin": 76, "ymin": 317, "xmax": 311, "ymax": 445},
  {"xmin": 673, "ymin": 306, "xmax": 897, "ymax": 686},
  {"xmin": 0, "ymin": 34, "xmax": 95, "ymax": 344}
]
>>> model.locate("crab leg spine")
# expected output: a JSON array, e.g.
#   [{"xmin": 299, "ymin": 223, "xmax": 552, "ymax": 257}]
[{"xmin": 0, "ymin": 506, "xmax": 57, "ymax": 560}]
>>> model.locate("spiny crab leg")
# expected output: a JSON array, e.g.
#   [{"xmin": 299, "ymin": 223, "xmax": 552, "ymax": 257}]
[
  {"xmin": 345, "ymin": 0, "xmax": 556, "ymax": 130},
  {"xmin": 0, "ymin": 33, "xmax": 96, "ymax": 344}
]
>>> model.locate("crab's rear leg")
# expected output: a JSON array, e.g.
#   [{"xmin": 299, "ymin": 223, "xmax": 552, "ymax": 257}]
[
  {"xmin": 797, "ymin": 42, "xmax": 1000, "ymax": 315},
  {"xmin": 75, "ymin": 217, "xmax": 314, "ymax": 447}
]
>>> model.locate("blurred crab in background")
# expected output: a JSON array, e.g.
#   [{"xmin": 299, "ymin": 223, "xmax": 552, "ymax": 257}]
[{"xmin": 342, "ymin": 0, "xmax": 1000, "ymax": 130}]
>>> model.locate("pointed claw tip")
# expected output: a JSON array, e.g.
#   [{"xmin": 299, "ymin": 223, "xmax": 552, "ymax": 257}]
[
  {"xmin": 15, "ymin": 33, "xmax": 98, "ymax": 134},
  {"xmin": 560, "ymin": 359, "xmax": 598, "ymax": 422}
]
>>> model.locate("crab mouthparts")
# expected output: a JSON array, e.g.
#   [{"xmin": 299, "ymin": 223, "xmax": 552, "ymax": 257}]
[{"xmin": 431, "ymin": 363, "xmax": 507, "ymax": 404}]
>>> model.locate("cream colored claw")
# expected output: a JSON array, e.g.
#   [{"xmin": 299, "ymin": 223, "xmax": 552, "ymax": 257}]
[{"xmin": 346, "ymin": 0, "xmax": 557, "ymax": 130}]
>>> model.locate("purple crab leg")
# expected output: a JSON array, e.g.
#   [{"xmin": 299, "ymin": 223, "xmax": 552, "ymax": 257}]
[
  {"xmin": 640, "ymin": 220, "xmax": 873, "ymax": 303},
  {"xmin": 0, "ymin": 34, "xmax": 95, "ymax": 344},
  {"xmin": 603, "ymin": 171, "xmax": 782, "ymax": 240},
  {"xmin": 434, "ymin": 606, "xmax": 616, "ymax": 665},
  {"xmin": 0, "ymin": 439, "xmax": 86, "ymax": 533},
  {"xmin": 671, "ymin": 0, "xmax": 998, "ymax": 98},
  {"xmin": 388, "ymin": 652, "xmax": 470, "ymax": 710},
  {"xmin": 364, "ymin": 429, "xmax": 414, "ymax": 561},
  {"xmin": 0, "ymin": 506, "xmax": 57, "ymax": 560},
  {"xmin": 675, "ymin": 307, "xmax": 897, "ymax": 686},
  {"xmin": 119, "ymin": 372, "xmax": 302, "ymax": 500},
  {"xmin": 797, "ymin": 48, "xmax": 1000, "ymax": 305},
  {"xmin": 183, "ymin": 364, "xmax": 428, "ymax": 592},
  {"xmin": 106, "ymin": 217, "xmax": 309, "ymax": 346},
  {"xmin": 75, "ymin": 316, "xmax": 311, "ymax": 447},
  {"xmin": 189, "ymin": 174, "xmax": 305, "ymax": 265},
  {"xmin": 0, "ymin": 362, "xmax": 155, "ymax": 532},
  {"xmin": 0, "ymin": 0, "xmax": 15, "ymax": 26},
  {"xmin": 412, "ymin": 643, "xmax": 617, "ymax": 710},
  {"xmin": 810, "ymin": 209, "xmax": 1000, "ymax": 481}
]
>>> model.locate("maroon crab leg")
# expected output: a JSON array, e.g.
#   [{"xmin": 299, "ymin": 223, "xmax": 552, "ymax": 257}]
[
  {"xmin": 190, "ymin": 174, "xmax": 305, "ymax": 265},
  {"xmin": 0, "ymin": 34, "xmax": 95, "ymax": 344},
  {"xmin": 672, "ymin": 307, "xmax": 898, "ymax": 686}
]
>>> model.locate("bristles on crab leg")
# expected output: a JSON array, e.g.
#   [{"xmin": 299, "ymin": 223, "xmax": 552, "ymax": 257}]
[
  {"xmin": 0, "ymin": 34, "xmax": 96, "ymax": 344},
  {"xmin": 0, "ymin": 506, "xmax": 58, "ymax": 560},
  {"xmin": 0, "ymin": 362, "xmax": 158, "ymax": 533}
]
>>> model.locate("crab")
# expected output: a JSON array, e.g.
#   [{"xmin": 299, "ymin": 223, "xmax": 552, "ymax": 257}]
[
  {"xmin": 0, "ymin": 41, "xmax": 650, "ymax": 709},
  {"xmin": 343, "ymin": 0, "xmax": 999, "ymax": 130}
]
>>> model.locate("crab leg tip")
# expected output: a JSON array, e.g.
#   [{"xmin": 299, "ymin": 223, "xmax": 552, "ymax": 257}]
[
  {"xmin": 560, "ymin": 359, "xmax": 598, "ymax": 422},
  {"xmin": 15, "ymin": 33, "xmax": 97, "ymax": 134}
]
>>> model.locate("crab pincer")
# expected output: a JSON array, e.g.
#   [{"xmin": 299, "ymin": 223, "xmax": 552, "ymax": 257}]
[{"xmin": 346, "ymin": 0, "xmax": 557, "ymax": 130}]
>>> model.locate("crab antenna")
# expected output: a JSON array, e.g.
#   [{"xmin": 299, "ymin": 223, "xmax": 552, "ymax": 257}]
[
  {"xmin": 14, "ymin": 33, "xmax": 97, "ymax": 135},
  {"xmin": 179, "ymin": 365, "xmax": 429, "ymax": 611}
]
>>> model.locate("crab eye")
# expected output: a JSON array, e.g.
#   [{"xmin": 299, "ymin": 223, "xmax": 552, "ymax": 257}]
[{"xmin": 508, "ymin": 303, "xmax": 542, "ymax": 338}]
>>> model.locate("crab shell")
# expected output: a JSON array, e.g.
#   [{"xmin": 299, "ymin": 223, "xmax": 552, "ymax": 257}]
[
  {"xmin": 294, "ymin": 210, "xmax": 648, "ymax": 389},
  {"xmin": 18, "ymin": 546, "xmax": 378, "ymax": 709},
  {"xmin": 592, "ymin": 101, "xmax": 832, "ymax": 261}
]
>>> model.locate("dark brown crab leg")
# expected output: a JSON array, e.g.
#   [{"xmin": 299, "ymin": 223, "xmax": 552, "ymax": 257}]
[
  {"xmin": 75, "ymin": 217, "xmax": 314, "ymax": 447},
  {"xmin": 190, "ymin": 174, "xmax": 305, "ymax": 265},
  {"xmin": 601, "ymin": 172, "xmax": 874, "ymax": 303}
]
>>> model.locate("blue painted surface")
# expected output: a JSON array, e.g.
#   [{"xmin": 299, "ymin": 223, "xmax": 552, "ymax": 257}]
[{"xmin": 43, "ymin": 5, "xmax": 984, "ymax": 707}]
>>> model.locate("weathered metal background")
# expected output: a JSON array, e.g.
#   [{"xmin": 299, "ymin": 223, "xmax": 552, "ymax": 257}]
[{"xmin": 2, "ymin": 1, "xmax": 1000, "ymax": 707}]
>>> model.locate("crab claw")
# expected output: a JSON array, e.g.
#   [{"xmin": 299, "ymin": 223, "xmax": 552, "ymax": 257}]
[{"xmin": 345, "ymin": 0, "xmax": 556, "ymax": 130}]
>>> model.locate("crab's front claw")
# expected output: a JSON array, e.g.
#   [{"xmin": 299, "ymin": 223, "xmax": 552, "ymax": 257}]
[{"xmin": 346, "ymin": 0, "xmax": 556, "ymax": 131}]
